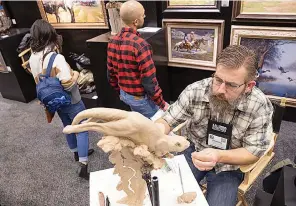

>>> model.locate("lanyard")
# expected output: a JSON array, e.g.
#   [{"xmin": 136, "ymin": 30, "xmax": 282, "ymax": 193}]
[{"xmin": 209, "ymin": 108, "xmax": 239, "ymax": 125}]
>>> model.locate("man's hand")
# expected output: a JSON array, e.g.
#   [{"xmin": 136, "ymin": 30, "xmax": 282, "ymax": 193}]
[
  {"xmin": 191, "ymin": 148, "xmax": 220, "ymax": 171},
  {"xmin": 162, "ymin": 102, "xmax": 170, "ymax": 111}
]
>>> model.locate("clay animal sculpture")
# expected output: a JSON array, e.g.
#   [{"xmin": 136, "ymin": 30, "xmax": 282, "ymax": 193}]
[
  {"xmin": 63, "ymin": 108, "xmax": 190, "ymax": 206},
  {"xmin": 63, "ymin": 108, "xmax": 189, "ymax": 157},
  {"xmin": 177, "ymin": 192, "xmax": 197, "ymax": 204}
]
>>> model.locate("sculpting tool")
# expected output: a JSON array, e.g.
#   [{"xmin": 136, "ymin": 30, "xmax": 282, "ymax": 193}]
[
  {"xmin": 178, "ymin": 164, "xmax": 184, "ymax": 194},
  {"xmin": 106, "ymin": 196, "xmax": 110, "ymax": 206}
]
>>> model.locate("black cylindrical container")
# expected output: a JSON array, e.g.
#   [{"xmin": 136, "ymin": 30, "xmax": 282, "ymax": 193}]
[{"xmin": 152, "ymin": 176, "xmax": 160, "ymax": 206}]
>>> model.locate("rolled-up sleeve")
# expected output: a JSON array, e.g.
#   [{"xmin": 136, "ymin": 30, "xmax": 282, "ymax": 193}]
[
  {"xmin": 138, "ymin": 45, "xmax": 166, "ymax": 109},
  {"xmin": 162, "ymin": 86, "xmax": 193, "ymax": 128},
  {"xmin": 243, "ymin": 104, "xmax": 274, "ymax": 157}
]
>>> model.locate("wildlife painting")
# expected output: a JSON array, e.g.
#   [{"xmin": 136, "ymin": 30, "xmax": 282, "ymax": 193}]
[
  {"xmin": 171, "ymin": 28, "xmax": 215, "ymax": 61},
  {"xmin": 37, "ymin": 0, "xmax": 108, "ymax": 29},
  {"xmin": 167, "ymin": 26, "xmax": 219, "ymax": 70},
  {"xmin": 164, "ymin": 19, "xmax": 224, "ymax": 70},
  {"xmin": 240, "ymin": 37, "xmax": 296, "ymax": 101}
]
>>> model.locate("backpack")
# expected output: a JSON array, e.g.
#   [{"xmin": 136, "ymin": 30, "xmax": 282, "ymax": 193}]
[{"xmin": 36, "ymin": 53, "xmax": 71, "ymax": 114}]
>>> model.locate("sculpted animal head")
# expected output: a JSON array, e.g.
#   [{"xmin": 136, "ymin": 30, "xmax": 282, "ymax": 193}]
[
  {"xmin": 167, "ymin": 134, "xmax": 190, "ymax": 153},
  {"xmin": 63, "ymin": 108, "xmax": 190, "ymax": 157}
]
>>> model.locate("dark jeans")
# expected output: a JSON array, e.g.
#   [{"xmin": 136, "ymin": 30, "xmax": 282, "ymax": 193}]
[
  {"xmin": 57, "ymin": 100, "xmax": 89, "ymax": 162},
  {"xmin": 184, "ymin": 144, "xmax": 244, "ymax": 206}
]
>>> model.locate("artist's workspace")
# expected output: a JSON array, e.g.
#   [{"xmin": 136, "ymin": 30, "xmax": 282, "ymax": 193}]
[
  {"xmin": 1, "ymin": 1, "xmax": 296, "ymax": 206},
  {"xmin": 90, "ymin": 155, "xmax": 208, "ymax": 206}
]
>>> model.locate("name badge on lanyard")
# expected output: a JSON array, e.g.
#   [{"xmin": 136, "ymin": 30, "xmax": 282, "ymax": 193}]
[{"xmin": 206, "ymin": 120, "xmax": 232, "ymax": 150}]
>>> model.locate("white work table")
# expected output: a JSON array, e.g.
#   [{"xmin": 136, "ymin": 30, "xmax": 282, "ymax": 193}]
[{"xmin": 90, "ymin": 155, "xmax": 209, "ymax": 206}]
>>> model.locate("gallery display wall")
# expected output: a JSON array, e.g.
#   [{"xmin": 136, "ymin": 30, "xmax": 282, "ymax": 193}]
[
  {"xmin": 3, "ymin": 1, "xmax": 158, "ymax": 68},
  {"xmin": 2, "ymin": 0, "xmax": 296, "ymax": 122},
  {"xmin": 160, "ymin": 0, "xmax": 296, "ymax": 122}
]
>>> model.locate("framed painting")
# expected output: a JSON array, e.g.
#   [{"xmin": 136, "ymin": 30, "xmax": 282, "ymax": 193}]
[
  {"xmin": 231, "ymin": 25, "xmax": 296, "ymax": 107},
  {"xmin": 164, "ymin": 0, "xmax": 220, "ymax": 13},
  {"xmin": 163, "ymin": 19, "xmax": 224, "ymax": 71},
  {"xmin": 232, "ymin": 1, "xmax": 296, "ymax": 22},
  {"xmin": 37, "ymin": 0, "xmax": 108, "ymax": 29}
]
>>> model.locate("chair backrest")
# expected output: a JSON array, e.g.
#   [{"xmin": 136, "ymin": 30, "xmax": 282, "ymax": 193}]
[
  {"xmin": 18, "ymin": 48, "xmax": 32, "ymax": 74},
  {"xmin": 18, "ymin": 47, "xmax": 60, "ymax": 75},
  {"xmin": 271, "ymin": 98, "xmax": 286, "ymax": 134}
]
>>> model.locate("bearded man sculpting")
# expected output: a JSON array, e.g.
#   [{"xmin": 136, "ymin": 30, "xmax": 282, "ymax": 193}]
[{"xmin": 156, "ymin": 45, "xmax": 274, "ymax": 206}]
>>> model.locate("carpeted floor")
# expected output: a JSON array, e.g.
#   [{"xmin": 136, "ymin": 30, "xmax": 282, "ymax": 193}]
[{"xmin": 0, "ymin": 95, "xmax": 295, "ymax": 206}]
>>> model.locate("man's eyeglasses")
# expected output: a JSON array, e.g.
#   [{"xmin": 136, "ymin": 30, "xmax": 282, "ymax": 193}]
[{"xmin": 212, "ymin": 74, "xmax": 245, "ymax": 91}]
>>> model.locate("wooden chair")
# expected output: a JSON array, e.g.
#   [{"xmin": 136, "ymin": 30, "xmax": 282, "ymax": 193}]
[
  {"xmin": 18, "ymin": 47, "xmax": 32, "ymax": 74},
  {"xmin": 18, "ymin": 47, "xmax": 60, "ymax": 75},
  {"xmin": 171, "ymin": 99, "xmax": 286, "ymax": 206},
  {"xmin": 236, "ymin": 133, "xmax": 276, "ymax": 206}
]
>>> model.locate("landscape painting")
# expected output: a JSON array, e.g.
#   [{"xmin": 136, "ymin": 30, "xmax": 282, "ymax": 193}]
[
  {"xmin": 241, "ymin": 1, "xmax": 296, "ymax": 14},
  {"xmin": 232, "ymin": 1, "xmax": 296, "ymax": 21},
  {"xmin": 168, "ymin": 0, "xmax": 216, "ymax": 7},
  {"xmin": 37, "ymin": 0, "xmax": 108, "ymax": 29},
  {"xmin": 231, "ymin": 26, "xmax": 296, "ymax": 106},
  {"xmin": 164, "ymin": 19, "xmax": 224, "ymax": 70}
]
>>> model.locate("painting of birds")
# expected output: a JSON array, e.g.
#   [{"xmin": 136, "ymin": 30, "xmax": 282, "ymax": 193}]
[{"xmin": 278, "ymin": 66, "xmax": 289, "ymax": 74}]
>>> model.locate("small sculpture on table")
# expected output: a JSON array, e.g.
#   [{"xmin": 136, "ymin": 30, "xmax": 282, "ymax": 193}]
[
  {"xmin": 106, "ymin": 0, "xmax": 123, "ymax": 36},
  {"xmin": 63, "ymin": 108, "xmax": 190, "ymax": 206}
]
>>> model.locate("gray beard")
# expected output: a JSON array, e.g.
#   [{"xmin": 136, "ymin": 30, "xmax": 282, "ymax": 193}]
[{"xmin": 209, "ymin": 91, "xmax": 245, "ymax": 118}]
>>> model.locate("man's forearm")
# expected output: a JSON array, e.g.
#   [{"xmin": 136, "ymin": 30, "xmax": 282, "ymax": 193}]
[
  {"xmin": 107, "ymin": 68, "xmax": 119, "ymax": 91},
  {"xmin": 217, "ymin": 148, "xmax": 259, "ymax": 165},
  {"xmin": 142, "ymin": 76, "xmax": 166, "ymax": 109}
]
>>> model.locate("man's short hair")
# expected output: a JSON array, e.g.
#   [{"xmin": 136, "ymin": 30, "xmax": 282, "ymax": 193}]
[{"xmin": 216, "ymin": 45, "xmax": 258, "ymax": 81}]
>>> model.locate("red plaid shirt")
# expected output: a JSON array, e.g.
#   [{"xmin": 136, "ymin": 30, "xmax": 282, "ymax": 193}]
[{"xmin": 107, "ymin": 27, "xmax": 166, "ymax": 109}]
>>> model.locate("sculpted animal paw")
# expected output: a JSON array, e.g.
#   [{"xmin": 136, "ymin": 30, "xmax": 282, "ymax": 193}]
[
  {"xmin": 164, "ymin": 153, "xmax": 174, "ymax": 159},
  {"xmin": 142, "ymin": 153, "xmax": 165, "ymax": 169},
  {"xmin": 133, "ymin": 145, "xmax": 150, "ymax": 157},
  {"xmin": 97, "ymin": 136, "xmax": 120, "ymax": 153},
  {"xmin": 119, "ymin": 138, "xmax": 136, "ymax": 148}
]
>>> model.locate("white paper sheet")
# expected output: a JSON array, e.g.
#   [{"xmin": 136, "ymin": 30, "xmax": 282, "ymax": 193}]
[
  {"xmin": 90, "ymin": 155, "xmax": 209, "ymax": 206},
  {"xmin": 137, "ymin": 27, "xmax": 161, "ymax": 33}
]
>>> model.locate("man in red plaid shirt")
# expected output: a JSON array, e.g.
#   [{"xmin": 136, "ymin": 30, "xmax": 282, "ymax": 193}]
[{"xmin": 107, "ymin": 0, "xmax": 168, "ymax": 118}]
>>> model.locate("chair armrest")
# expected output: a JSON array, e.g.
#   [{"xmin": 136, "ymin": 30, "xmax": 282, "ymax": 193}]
[
  {"xmin": 239, "ymin": 152, "xmax": 275, "ymax": 192},
  {"xmin": 240, "ymin": 146, "xmax": 274, "ymax": 173},
  {"xmin": 18, "ymin": 48, "xmax": 31, "ymax": 57},
  {"xmin": 240, "ymin": 152, "xmax": 269, "ymax": 173},
  {"xmin": 240, "ymin": 133, "xmax": 276, "ymax": 173}
]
